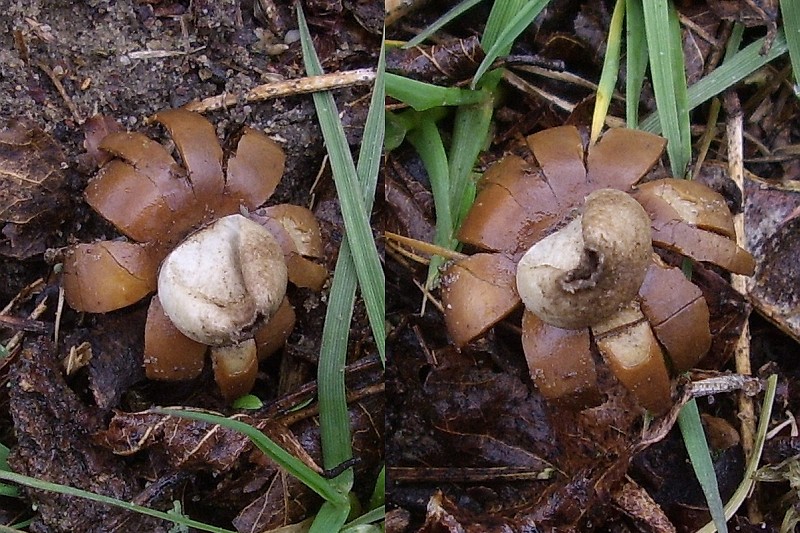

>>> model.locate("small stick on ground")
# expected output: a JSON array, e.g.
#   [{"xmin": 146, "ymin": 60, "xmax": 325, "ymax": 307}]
[
  {"xmin": 1, "ymin": 278, "xmax": 45, "ymax": 316},
  {"xmin": 4, "ymin": 296, "xmax": 49, "ymax": 357},
  {"xmin": 0, "ymin": 315, "xmax": 50, "ymax": 334},
  {"xmin": 725, "ymin": 90, "xmax": 760, "ymax": 523},
  {"xmin": 385, "ymin": 231, "xmax": 467, "ymax": 261},
  {"xmin": 183, "ymin": 69, "xmax": 376, "ymax": 113},
  {"xmin": 38, "ymin": 61, "xmax": 84, "ymax": 124}
]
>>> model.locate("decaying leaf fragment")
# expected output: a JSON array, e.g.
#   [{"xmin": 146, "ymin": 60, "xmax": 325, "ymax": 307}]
[
  {"xmin": 386, "ymin": 35, "xmax": 484, "ymax": 84},
  {"xmin": 0, "ymin": 119, "xmax": 69, "ymax": 258},
  {"xmin": 744, "ymin": 173, "xmax": 800, "ymax": 342}
]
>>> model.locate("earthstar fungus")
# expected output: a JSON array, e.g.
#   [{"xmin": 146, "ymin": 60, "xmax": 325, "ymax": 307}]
[
  {"xmin": 515, "ymin": 188, "xmax": 652, "ymax": 330},
  {"xmin": 63, "ymin": 109, "xmax": 326, "ymax": 401},
  {"xmin": 441, "ymin": 126, "xmax": 754, "ymax": 414}
]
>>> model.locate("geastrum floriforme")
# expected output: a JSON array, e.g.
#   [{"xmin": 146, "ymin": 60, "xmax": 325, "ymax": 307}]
[
  {"xmin": 441, "ymin": 126, "xmax": 755, "ymax": 414},
  {"xmin": 62, "ymin": 110, "xmax": 326, "ymax": 401}
]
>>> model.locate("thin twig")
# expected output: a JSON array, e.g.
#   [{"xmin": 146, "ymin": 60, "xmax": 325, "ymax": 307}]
[
  {"xmin": 5, "ymin": 296, "xmax": 49, "ymax": 356},
  {"xmin": 307, "ymin": 154, "xmax": 329, "ymax": 210},
  {"xmin": 0, "ymin": 315, "xmax": 50, "ymax": 334},
  {"xmin": 725, "ymin": 90, "xmax": 760, "ymax": 523},
  {"xmin": 127, "ymin": 47, "xmax": 205, "ymax": 60},
  {"xmin": 387, "ymin": 465, "xmax": 556, "ymax": 483},
  {"xmin": 514, "ymin": 64, "xmax": 614, "ymax": 97},
  {"xmin": 412, "ymin": 278, "xmax": 443, "ymax": 314},
  {"xmin": 688, "ymin": 374, "xmax": 762, "ymax": 398},
  {"xmin": 38, "ymin": 61, "xmax": 84, "ymax": 123},
  {"xmin": 385, "ymin": 231, "xmax": 467, "ymax": 261},
  {"xmin": 184, "ymin": 69, "xmax": 376, "ymax": 113},
  {"xmin": 387, "ymin": 239, "xmax": 431, "ymax": 265},
  {"xmin": 693, "ymin": 98, "xmax": 721, "ymax": 177},
  {"xmin": 503, "ymin": 70, "xmax": 576, "ymax": 114},
  {"xmin": 1, "ymin": 278, "xmax": 45, "ymax": 316},
  {"xmin": 54, "ymin": 286, "xmax": 65, "ymax": 347}
]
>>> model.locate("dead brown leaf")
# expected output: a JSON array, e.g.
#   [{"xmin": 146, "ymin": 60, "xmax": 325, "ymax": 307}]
[
  {"xmin": 418, "ymin": 490, "xmax": 539, "ymax": 533},
  {"xmin": 612, "ymin": 479, "xmax": 676, "ymax": 533},
  {"xmin": 231, "ymin": 471, "xmax": 316, "ymax": 533},
  {"xmin": 744, "ymin": 173, "xmax": 800, "ymax": 343},
  {"xmin": 386, "ymin": 35, "xmax": 484, "ymax": 84},
  {"xmin": 0, "ymin": 119, "xmax": 69, "ymax": 258},
  {"xmin": 97, "ymin": 410, "xmax": 264, "ymax": 473}
]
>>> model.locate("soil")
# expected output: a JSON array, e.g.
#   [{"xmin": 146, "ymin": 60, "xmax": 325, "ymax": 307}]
[
  {"xmin": 0, "ymin": 0, "xmax": 382, "ymax": 531},
  {"xmin": 386, "ymin": 1, "xmax": 800, "ymax": 532}
]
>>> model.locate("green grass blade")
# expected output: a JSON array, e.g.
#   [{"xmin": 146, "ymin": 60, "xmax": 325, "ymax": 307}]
[
  {"xmin": 309, "ymin": 500, "xmax": 350, "ymax": 533},
  {"xmin": 343, "ymin": 506, "xmax": 385, "ymax": 530},
  {"xmin": 625, "ymin": 0, "xmax": 647, "ymax": 127},
  {"xmin": 0, "ymin": 484, "xmax": 19, "ymax": 497},
  {"xmin": 426, "ymin": 0, "xmax": 517, "ymax": 280},
  {"xmin": 316, "ymin": 43, "xmax": 385, "ymax": 496},
  {"xmin": 0, "ymin": 442, "xmax": 19, "ymax": 498},
  {"xmin": 2, "ymin": 519, "xmax": 33, "ymax": 531},
  {"xmin": 482, "ymin": 0, "xmax": 528, "ymax": 51},
  {"xmin": 697, "ymin": 375, "xmax": 778, "ymax": 532},
  {"xmin": 407, "ymin": 117, "xmax": 453, "ymax": 287},
  {"xmin": 386, "ymin": 74, "xmax": 487, "ymax": 111},
  {"xmin": 297, "ymin": 5, "xmax": 385, "ymax": 362},
  {"xmin": 471, "ymin": 0, "xmax": 552, "ymax": 87},
  {"xmin": 369, "ymin": 465, "xmax": 385, "ymax": 510},
  {"xmin": 668, "ymin": 4, "xmax": 691, "ymax": 168},
  {"xmin": 781, "ymin": 0, "xmax": 800, "ymax": 94},
  {"xmin": 155, "ymin": 408, "xmax": 348, "ymax": 506},
  {"xmin": 386, "ymin": 107, "xmax": 449, "ymax": 152},
  {"xmin": 356, "ymin": 46, "xmax": 385, "ymax": 199},
  {"xmin": 411, "ymin": 96, "xmax": 489, "ymax": 289},
  {"xmin": 340, "ymin": 526, "xmax": 382, "ymax": 533},
  {"xmin": 408, "ymin": 121, "xmax": 451, "ymax": 237},
  {"xmin": 642, "ymin": 0, "xmax": 691, "ymax": 177},
  {"xmin": 725, "ymin": 23, "xmax": 745, "ymax": 59},
  {"xmin": 678, "ymin": 399, "xmax": 728, "ymax": 533},
  {"xmin": 232, "ymin": 394, "xmax": 263, "ymax": 410},
  {"xmin": 386, "ymin": 111, "xmax": 409, "ymax": 151},
  {"xmin": 0, "ymin": 442, "xmax": 10, "ymax": 467},
  {"xmin": 405, "ymin": 0, "xmax": 484, "ymax": 47},
  {"xmin": 591, "ymin": 0, "xmax": 625, "ymax": 142},
  {"xmin": 641, "ymin": 31, "xmax": 788, "ymax": 133},
  {"xmin": 448, "ymin": 90, "xmax": 493, "ymax": 230},
  {"xmin": 0, "ymin": 470, "xmax": 236, "ymax": 533}
]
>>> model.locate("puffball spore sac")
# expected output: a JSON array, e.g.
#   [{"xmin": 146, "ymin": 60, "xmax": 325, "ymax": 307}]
[
  {"xmin": 157, "ymin": 214, "xmax": 288, "ymax": 346},
  {"xmin": 515, "ymin": 189, "xmax": 653, "ymax": 329}
]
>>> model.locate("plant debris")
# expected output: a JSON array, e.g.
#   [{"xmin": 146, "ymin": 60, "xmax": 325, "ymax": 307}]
[{"xmin": 0, "ymin": 120, "xmax": 69, "ymax": 259}]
